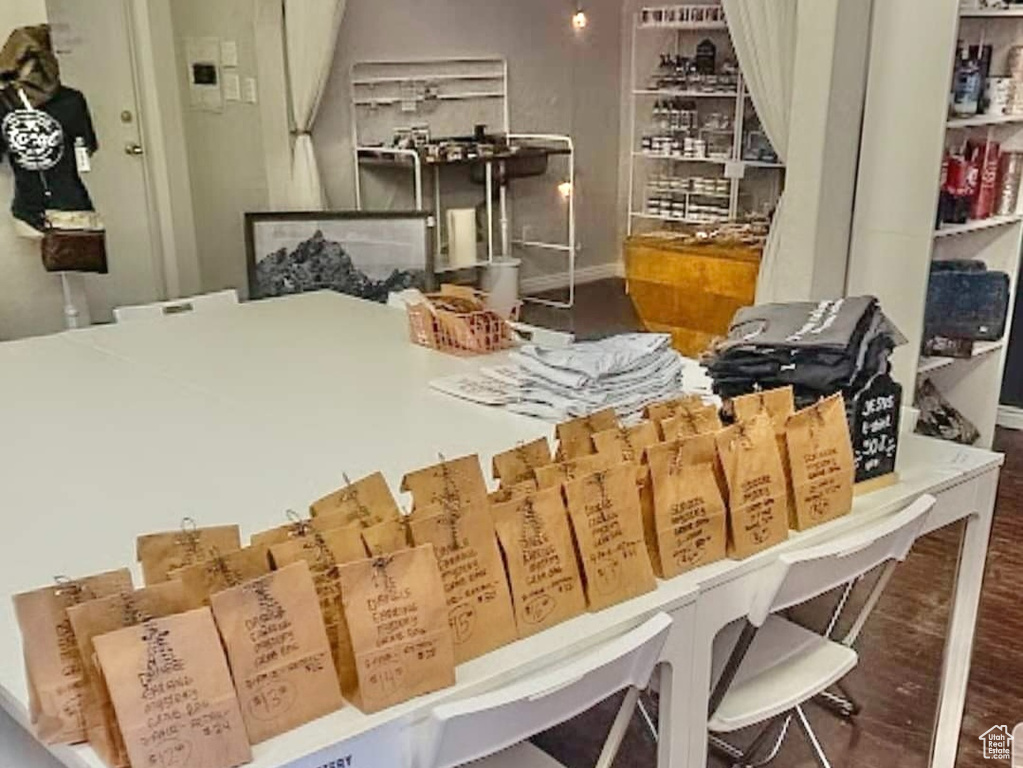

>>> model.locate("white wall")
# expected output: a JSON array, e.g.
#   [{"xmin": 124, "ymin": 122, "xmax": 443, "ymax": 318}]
[
  {"xmin": 169, "ymin": 0, "xmax": 270, "ymax": 296},
  {"xmin": 0, "ymin": 0, "xmax": 90, "ymax": 339},
  {"xmin": 313, "ymin": 0, "xmax": 625, "ymax": 285}
]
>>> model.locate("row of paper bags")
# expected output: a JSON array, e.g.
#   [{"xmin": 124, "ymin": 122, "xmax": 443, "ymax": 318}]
[{"xmin": 12, "ymin": 385, "xmax": 855, "ymax": 768}]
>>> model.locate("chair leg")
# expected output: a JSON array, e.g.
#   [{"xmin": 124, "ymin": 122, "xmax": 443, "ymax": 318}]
[
  {"xmin": 795, "ymin": 706, "xmax": 833, "ymax": 768},
  {"xmin": 637, "ymin": 694, "xmax": 658, "ymax": 743},
  {"xmin": 706, "ymin": 713, "xmax": 793, "ymax": 768},
  {"xmin": 815, "ymin": 685, "xmax": 860, "ymax": 720},
  {"xmin": 742, "ymin": 712, "xmax": 793, "ymax": 767},
  {"xmin": 708, "ymin": 733, "xmax": 745, "ymax": 763},
  {"xmin": 594, "ymin": 687, "xmax": 641, "ymax": 768}
]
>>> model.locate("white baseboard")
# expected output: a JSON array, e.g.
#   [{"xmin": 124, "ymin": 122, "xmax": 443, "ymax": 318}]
[
  {"xmin": 997, "ymin": 405, "xmax": 1023, "ymax": 431},
  {"xmin": 520, "ymin": 262, "xmax": 624, "ymax": 295}
]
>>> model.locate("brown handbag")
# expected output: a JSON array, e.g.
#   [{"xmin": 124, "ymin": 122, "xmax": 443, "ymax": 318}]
[{"xmin": 41, "ymin": 226, "xmax": 108, "ymax": 274}]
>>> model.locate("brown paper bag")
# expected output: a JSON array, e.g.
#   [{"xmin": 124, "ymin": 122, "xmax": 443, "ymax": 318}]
[
  {"xmin": 268, "ymin": 527, "xmax": 367, "ymax": 692},
  {"xmin": 268, "ymin": 526, "xmax": 367, "ymax": 571},
  {"xmin": 635, "ymin": 464, "xmax": 662, "ymax": 578},
  {"xmin": 209, "ymin": 561, "xmax": 344, "ymax": 744},
  {"xmin": 136, "ymin": 520, "xmax": 242, "ymax": 585},
  {"xmin": 534, "ymin": 453, "xmax": 615, "ymax": 490},
  {"xmin": 785, "ymin": 394, "xmax": 855, "ymax": 531},
  {"xmin": 94, "ymin": 608, "xmax": 252, "ymax": 768},
  {"xmin": 491, "ymin": 438, "xmax": 553, "ymax": 487},
  {"xmin": 563, "ymin": 464, "xmax": 657, "ymax": 610},
  {"xmin": 592, "ymin": 422, "xmax": 660, "ymax": 464},
  {"xmin": 309, "ymin": 472, "xmax": 402, "ymax": 530},
  {"xmin": 555, "ymin": 409, "xmax": 619, "ymax": 460},
  {"xmin": 647, "ymin": 442, "xmax": 727, "ymax": 578},
  {"xmin": 67, "ymin": 581, "xmax": 199, "ymax": 767},
  {"xmin": 732, "ymin": 387, "xmax": 796, "ymax": 519},
  {"xmin": 660, "ymin": 401, "xmax": 724, "ymax": 442},
  {"xmin": 401, "ymin": 454, "xmax": 489, "ymax": 513},
  {"xmin": 492, "ymin": 488, "xmax": 587, "ymax": 637},
  {"xmin": 170, "ymin": 544, "xmax": 272, "ymax": 606},
  {"xmin": 409, "ymin": 505, "xmax": 517, "ymax": 662},
  {"xmin": 644, "ymin": 396, "xmax": 702, "ymax": 423},
  {"xmin": 716, "ymin": 414, "xmax": 790, "ymax": 559},
  {"xmin": 361, "ymin": 518, "xmax": 411, "ymax": 557},
  {"xmin": 250, "ymin": 512, "xmax": 348, "ymax": 550},
  {"xmin": 647, "ymin": 431, "xmax": 729, "ymax": 504},
  {"xmin": 12, "ymin": 569, "xmax": 134, "ymax": 745},
  {"xmin": 337, "ymin": 546, "xmax": 456, "ymax": 713},
  {"xmin": 487, "ymin": 478, "xmax": 538, "ymax": 505}
]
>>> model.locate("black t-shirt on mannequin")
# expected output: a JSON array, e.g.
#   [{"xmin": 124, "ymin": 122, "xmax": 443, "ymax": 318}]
[{"xmin": 0, "ymin": 86, "xmax": 98, "ymax": 231}]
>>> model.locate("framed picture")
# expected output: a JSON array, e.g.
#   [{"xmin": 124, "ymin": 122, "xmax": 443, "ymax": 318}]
[{"xmin": 244, "ymin": 211, "xmax": 434, "ymax": 302}]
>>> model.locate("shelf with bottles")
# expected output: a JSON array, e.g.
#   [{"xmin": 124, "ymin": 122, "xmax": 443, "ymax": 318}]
[
  {"xmin": 638, "ymin": 44, "xmax": 740, "ymax": 96},
  {"xmin": 637, "ymin": 4, "xmax": 729, "ymax": 30},
  {"xmin": 639, "ymin": 105, "xmax": 735, "ymax": 161},
  {"xmin": 936, "ymin": 134, "xmax": 1023, "ymax": 233},
  {"xmin": 949, "ymin": 35, "xmax": 1023, "ymax": 123}
]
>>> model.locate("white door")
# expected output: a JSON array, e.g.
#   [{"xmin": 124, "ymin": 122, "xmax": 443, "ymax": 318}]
[{"xmin": 45, "ymin": 0, "xmax": 164, "ymax": 321}]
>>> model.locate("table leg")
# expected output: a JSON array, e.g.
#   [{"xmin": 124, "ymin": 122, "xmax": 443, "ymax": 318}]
[
  {"xmin": 657, "ymin": 608, "xmax": 697, "ymax": 768},
  {"xmin": 434, "ymin": 166, "xmax": 443, "ymax": 268},
  {"xmin": 486, "ymin": 161, "xmax": 494, "ymax": 263},
  {"xmin": 929, "ymin": 476, "xmax": 998, "ymax": 768}
]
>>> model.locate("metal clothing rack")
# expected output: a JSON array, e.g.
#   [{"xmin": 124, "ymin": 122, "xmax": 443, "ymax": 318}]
[{"xmin": 350, "ymin": 57, "xmax": 577, "ymax": 308}]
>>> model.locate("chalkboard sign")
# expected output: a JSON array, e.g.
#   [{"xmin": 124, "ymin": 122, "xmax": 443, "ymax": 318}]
[{"xmin": 851, "ymin": 374, "xmax": 902, "ymax": 484}]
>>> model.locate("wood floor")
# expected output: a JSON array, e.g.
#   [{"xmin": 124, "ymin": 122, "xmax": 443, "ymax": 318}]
[{"xmin": 526, "ymin": 279, "xmax": 1023, "ymax": 768}]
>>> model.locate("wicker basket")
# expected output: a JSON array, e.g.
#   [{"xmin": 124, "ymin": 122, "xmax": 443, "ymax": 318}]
[{"xmin": 407, "ymin": 295, "xmax": 517, "ymax": 356}]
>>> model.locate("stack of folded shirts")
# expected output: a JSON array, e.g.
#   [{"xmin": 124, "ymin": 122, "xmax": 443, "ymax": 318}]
[
  {"xmin": 498, "ymin": 333, "xmax": 711, "ymax": 421},
  {"xmin": 704, "ymin": 297, "xmax": 905, "ymax": 407}
]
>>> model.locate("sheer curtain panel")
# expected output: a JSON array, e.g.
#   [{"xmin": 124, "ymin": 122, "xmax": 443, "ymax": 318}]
[
  {"xmin": 283, "ymin": 0, "xmax": 346, "ymax": 209},
  {"xmin": 722, "ymin": 0, "xmax": 797, "ymax": 303}
]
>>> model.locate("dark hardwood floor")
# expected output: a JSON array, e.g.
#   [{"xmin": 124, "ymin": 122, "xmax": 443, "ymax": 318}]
[{"xmin": 527, "ymin": 279, "xmax": 1023, "ymax": 768}]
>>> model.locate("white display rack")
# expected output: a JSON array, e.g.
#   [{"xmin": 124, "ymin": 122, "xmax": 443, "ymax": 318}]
[
  {"xmin": 850, "ymin": 0, "xmax": 1023, "ymax": 448},
  {"xmin": 350, "ymin": 57, "xmax": 577, "ymax": 308},
  {"xmin": 625, "ymin": 6, "xmax": 785, "ymax": 236}
]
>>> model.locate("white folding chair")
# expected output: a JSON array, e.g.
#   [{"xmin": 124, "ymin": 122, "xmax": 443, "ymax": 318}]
[
  {"xmin": 415, "ymin": 612, "xmax": 672, "ymax": 768},
  {"xmin": 113, "ymin": 289, "xmax": 239, "ymax": 323},
  {"xmin": 707, "ymin": 494, "xmax": 936, "ymax": 768}
]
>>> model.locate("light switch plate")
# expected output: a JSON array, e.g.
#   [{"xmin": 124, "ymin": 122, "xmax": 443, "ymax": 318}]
[
  {"xmin": 220, "ymin": 40, "xmax": 239, "ymax": 68},
  {"xmin": 244, "ymin": 77, "xmax": 258, "ymax": 104},
  {"xmin": 224, "ymin": 73, "xmax": 241, "ymax": 102}
]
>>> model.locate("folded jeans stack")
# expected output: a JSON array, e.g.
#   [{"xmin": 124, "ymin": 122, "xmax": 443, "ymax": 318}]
[{"xmin": 704, "ymin": 297, "xmax": 905, "ymax": 408}]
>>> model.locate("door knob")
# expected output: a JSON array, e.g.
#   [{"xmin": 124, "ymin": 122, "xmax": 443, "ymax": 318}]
[{"xmin": 124, "ymin": 142, "xmax": 144, "ymax": 156}]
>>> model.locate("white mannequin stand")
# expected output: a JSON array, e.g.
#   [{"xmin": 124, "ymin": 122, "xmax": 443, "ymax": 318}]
[{"xmin": 13, "ymin": 218, "xmax": 88, "ymax": 331}]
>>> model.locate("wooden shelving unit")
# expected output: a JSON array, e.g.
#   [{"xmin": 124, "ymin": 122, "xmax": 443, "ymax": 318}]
[{"xmin": 850, "ymin": 0, "xmax": 1023, "ymax": 448}]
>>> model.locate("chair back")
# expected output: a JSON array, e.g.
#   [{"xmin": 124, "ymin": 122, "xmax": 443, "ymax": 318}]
[
  {"xmin": 748, "ymin": 495, "xmax": 935, "ymax": 627},
  {"xmin": 113, "ymin": 289, "xmax": 239, "ymax": 323},
  {"xmin": 415, "ymin": 613, "xmax": 672, "ymax": 768}
]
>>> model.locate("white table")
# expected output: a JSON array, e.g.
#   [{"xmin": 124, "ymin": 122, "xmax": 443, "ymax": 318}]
[{"xmin": 0, "ymin": 292, "xmax": 1002, "ymax": 768}]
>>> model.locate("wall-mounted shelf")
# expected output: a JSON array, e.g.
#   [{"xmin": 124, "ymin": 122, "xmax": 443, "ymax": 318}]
[
  {"xmin": 918, "ymin": 340, "xmax": 1006, "ymax": 375},
  {"xmin": 947, "ymin": 112, "xmax": 1023, "ymax": 128},
  {"xmin": 960, "ymin": 8, "xmax": 1023, "ymax": 17},
  {"xmin": 632, "ymin": 152, "xmax": 730, "ymax": 164},
  {"xmin": 933, "ymin": 213, "xmax": 1023, "ymax": 238},
  {"xmin": 633, "ymin": 89, "xmax": 739, "ymax": 98}
]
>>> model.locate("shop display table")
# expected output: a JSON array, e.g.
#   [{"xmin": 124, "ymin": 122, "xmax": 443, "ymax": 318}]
[{"xmin": 0, "ymin": 292, "xmax": 1002, "ymax": 768}]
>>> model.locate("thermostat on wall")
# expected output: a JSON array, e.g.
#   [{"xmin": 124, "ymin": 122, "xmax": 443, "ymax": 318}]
[{"xmin": 185, "ymin": 37, "xmax": 223, "ymax": 112}]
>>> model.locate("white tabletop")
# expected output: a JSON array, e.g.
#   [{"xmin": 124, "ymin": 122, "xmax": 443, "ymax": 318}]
[{"xmin": 0, "ymin": 292, "xmax": 1004, "ymax": 768}]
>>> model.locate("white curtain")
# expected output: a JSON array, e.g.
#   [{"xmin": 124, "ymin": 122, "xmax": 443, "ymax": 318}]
[
  {"xmin": 283, "ymin": 0, "xmax": 347, "ymax": 209},
  {"xmin": 722, "ymin": 0, "xmax": 797, "ymax": 304}
]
